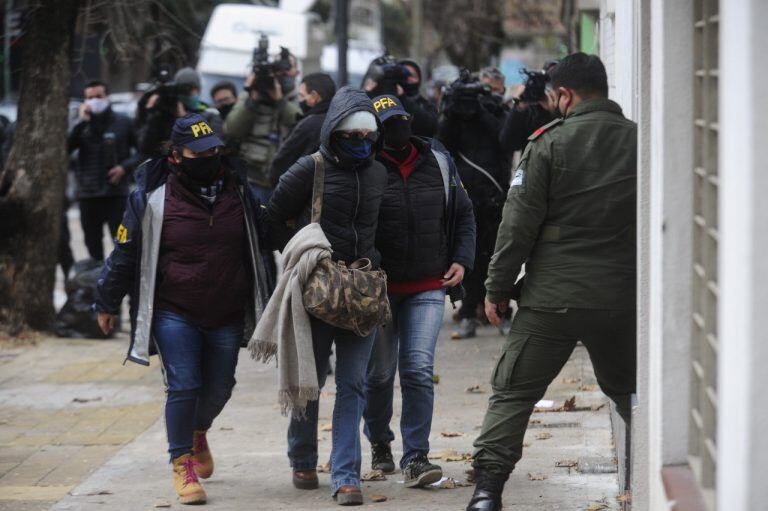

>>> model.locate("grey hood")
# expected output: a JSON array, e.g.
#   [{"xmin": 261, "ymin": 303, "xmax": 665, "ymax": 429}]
[{"xmin": 319, "ymin": 85, "xmax": 378, "ymax": 158}]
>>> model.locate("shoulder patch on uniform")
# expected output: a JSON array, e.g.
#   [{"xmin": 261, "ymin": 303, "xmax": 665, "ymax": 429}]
[{"xmin": 528, "ymin": 117, "xmax": 563, "ymax": 141}]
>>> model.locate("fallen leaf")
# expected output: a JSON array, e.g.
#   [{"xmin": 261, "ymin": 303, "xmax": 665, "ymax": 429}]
[
  {"xmin": 219, "ymin": 426, "xmax": 234, "ymax": 431},
  {"xmin": 522, "ymin": 442, "xmax": 531, "ymax": 448},
  {"xmin": 527, "ymin": 472, "xmax": 547, "ymax": 481},
  {"xmin": 529, "ymin": 419, "xmax": 542, "ymax": 425},
  {"xmin": 317, "ymin": 462, "xmax": 331, "ymax": 473},
  {"xmin": 535, "ymin": 431, "xmax": 552, "ymax": 440},
  {"xmin": 436, "ymin": 478, "xmax": 457, "ymax": 489},
  {"xmin": 440, "ymin": 431, "xmax": 465, "ymax": 438},
  {"xmin": 72, "ymin": 397, "xmax": 102, "ymax": 403},
  {"xmin": 562, "ymin": 377, "xmax": 581, "ymax": 384},
  {"xmin": 84, "ymin": 490, "xmax": 113, "ymax": 496},
  {"xmin": 432, "ymin": 374, "xmax": 440, "ymax": 384},
  {"xmin": 361, "ymin": 469, "xmax": 386, "ymax": 481},
  {"xmin": 319, "ymin": 422, "xmax": 332, "ymax": 432},
  {"xmin": 616, "ymin": 492, "xmax": 631, "ymax": 503},
  {"xmin": 586, "ymin": 503, "xmax": 609, "ymax": 511},
  {"xmin": 370, "ymin": 494, "xmax": 388, "ymax": 502},
  {"xmin": 578, "ymin": 384, "xmax": 598, "ymax": 391},
  {"xmin": 429, "ymin": 449, "xmax": 472, "ymax": 462},
  {"xmin": 591, "ymin": 403, "xmax": 606, "ymax": 411},
  {"xmin": 562, "ymin": 396, "xmax": 577, "ymax": 411},
  {"xmin": 465, "ymin": 385, "xmax": 484, "ymax": 394},
  {"xmin": 154, "ymin": 497, "xmax": 171, "ymax": 508},
  {"xmin": 555, "ymin": 459, "xmax": 578, "ymax": 468}
]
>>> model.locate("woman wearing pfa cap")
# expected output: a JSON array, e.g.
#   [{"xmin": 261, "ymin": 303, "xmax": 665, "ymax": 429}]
[{"xmin": 94, "ymin": 113, "xmax": 271, "ymax": 505}]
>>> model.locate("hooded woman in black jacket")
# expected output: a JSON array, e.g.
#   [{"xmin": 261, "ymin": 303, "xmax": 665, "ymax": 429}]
[{"xmin": 267, "ymin": 86, "xmax": 387, "ymax": 506}]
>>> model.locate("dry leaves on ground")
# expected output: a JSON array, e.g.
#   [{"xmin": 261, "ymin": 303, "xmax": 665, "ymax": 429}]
[
  {"xmin": 465, "ymin": 385, "xmax": 484, "ymax": 393},
  {"xmin": 371, "ymin": 494, "xmax": 388, "ymax": 502},
  {"xmin": 440, "ymin": 431, "xmax": 465, "ymax": 438},
  {"xmin": 529, "ymin": 418, "xmax": 542, "ymax": 425},
  {"xmin": 432, "ymin": 374, "xmax": 441, "ymax": 384},
  {"xmin": 527, "ymin": 472, "xmax": 548, "ymax": 481},
  {"xmin": 533, "ymin": 395, "xmax": 607, "ymax": 413},
  {"xmin": 555, "ymin": 459, "xmax": 578, "ymax": 468},
  {"xmin": 586, "ymin": 502, "xmax": 610, "ymax": 510},
  {"xmin": 562, "ymin": 377, "xmax": 581, "ymax": 384},
  {"xmin": 579, "ymin": 384, "xmax": 598, "ymax": 391},
  {"xmin": 319, "ymin": 422, "xmax": 332, "ymax": 432},
  {"xmin": 535, "ymin": 431, "xmax": 553, "ymax": 440},
  {"xmin": 153, "ymin": 498, "xmax": 171, "ymax": 508},
  {"xmin": 562, "ymin": 396, "xmax": 577, "ymax": 411},
  {"xmin": 428, "ymin": 449, "xmax": 473, "ymax": 462},
  {"xmin": 317, "ymin": 462, "xmax": 331, "ymax": 473},
  {"xmin": 361, "ymin": 469, "xmax": 387, "ymax": 481}
]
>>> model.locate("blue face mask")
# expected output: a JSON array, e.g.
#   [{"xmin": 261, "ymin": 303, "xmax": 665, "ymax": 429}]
[{"xmin": 336, "ymin": 137, "xmax": 374, "ymax": 159}]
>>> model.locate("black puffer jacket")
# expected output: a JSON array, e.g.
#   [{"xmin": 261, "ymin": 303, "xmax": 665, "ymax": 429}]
[
  {"xmin": 268, "ymin": 86, "xmax": 387, "ymax": 266},
  {"xmin": 376, "ymin": 137, "xmax": 475, "ymax": 282},
  {"xmin": 67, "ymin": 109, "xmax": 139, "ymax": 198}
]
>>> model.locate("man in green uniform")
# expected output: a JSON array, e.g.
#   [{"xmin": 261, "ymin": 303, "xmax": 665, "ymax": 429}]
[{"xmin": 465, "ymin": 53, "xmax": 637, "ymax": 511}]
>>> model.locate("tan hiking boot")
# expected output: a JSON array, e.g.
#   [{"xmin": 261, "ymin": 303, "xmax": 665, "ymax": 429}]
[
  {"xmin": 172, "ymin": 454, "xmax": 207, "ymax": 505},
  {"xmin": 192, "ymin": 430, "xmax": 214, "ymax": 479}
]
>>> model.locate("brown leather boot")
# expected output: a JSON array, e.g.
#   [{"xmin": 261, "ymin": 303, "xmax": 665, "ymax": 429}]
[
  {"xmin": 172, "ymin": 454, "xmax": 206, "ymax": 505},
  {"xmin": 192, "ymin": 430, "xmax": 213, "ymax": 479},
  {"xmin": 335, "ymin": 485, "xmax": 363, "ymax": 506},
  {"xmin": 292, "ymin": 469, "xmax": 319, "ymax": 490}
]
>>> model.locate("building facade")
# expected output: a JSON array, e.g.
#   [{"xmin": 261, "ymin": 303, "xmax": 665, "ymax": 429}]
[{"xmin": 584, "ymin": 0, "xmax": 768, "ymax": 509}]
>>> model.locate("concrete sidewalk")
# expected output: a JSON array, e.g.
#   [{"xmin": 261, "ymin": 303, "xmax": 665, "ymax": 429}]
[{"xmin": 0, "ymin": 309, "xmax": 625, "ymax": 511}]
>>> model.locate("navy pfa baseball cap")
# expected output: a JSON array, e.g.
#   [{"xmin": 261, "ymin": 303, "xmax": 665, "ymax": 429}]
[
  {"xmin": 171, "ymin": 113, "xmax": 224, "ymax": 152},
  {"xmin": 372, "ymin": 95, "xmax": 410, "ymax": 122}
]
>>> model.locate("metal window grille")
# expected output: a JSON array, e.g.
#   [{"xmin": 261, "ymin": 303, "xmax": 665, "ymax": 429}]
[{"xmin": 690, "ymin": 0, "xmax": 719, "ymax": 508}]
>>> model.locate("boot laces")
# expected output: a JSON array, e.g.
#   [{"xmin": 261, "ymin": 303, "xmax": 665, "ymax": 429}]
[
  {"xmin": 194, "ymin": 432, "xmax": 209, "ymax": 453},
  {"xmin": 182, "ymin": 456, "xmax": 200, "ymax": 486}
]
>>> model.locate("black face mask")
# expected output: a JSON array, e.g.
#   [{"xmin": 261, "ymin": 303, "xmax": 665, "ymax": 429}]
[
  {"xmin": 383, "ymin": 117, "xmax": 412, "ymax": 150},
  {"xmin": 278, "ymin": 75, "xmax": 296, "ymax": 94},
  {"xmin": 402, "ymin": 82, "xmax": 420, "ymax": 97},
  {"xmin": 217, "ymin": 103, "xmax": 234, "ymax": 120},
  {"xmin": 299, "ymin": 100, "xmax": 312, "ymax": 114},
  {"xmin": 180, "ymin": 154, "xmax": 221, "ymax": 186}
]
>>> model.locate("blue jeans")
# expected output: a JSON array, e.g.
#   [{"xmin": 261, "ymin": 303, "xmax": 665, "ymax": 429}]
[
  {"xmin": 363, "ymin": 289, "xmax": 446, "ymax": 467},
  {"xmin": 152, "ymin": 309, "xmax": 243, "ymax": 460},
  {"xmin": 287, "ymin": 317, "xmax": 376, "ymax": 494}
]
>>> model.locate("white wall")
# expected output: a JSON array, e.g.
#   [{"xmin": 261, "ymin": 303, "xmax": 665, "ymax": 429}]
[{"xmin": 717, "ymin": 0, "xmax": 768, "ymax": 509}]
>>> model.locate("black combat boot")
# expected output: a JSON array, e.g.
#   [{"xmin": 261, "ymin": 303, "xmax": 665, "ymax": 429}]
[
  {"xmin": 465, "ymin": 469, "xmax": 509, "ymax": 511},
  {"xmin": 371, "ymin": 442, "xmax": 396, "ymax": 474}
]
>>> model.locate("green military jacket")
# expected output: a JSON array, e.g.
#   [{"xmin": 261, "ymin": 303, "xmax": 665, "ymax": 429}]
[
  {"xmin": 224, "ymin": 91, "xmax": 301, "ymax": 187},
  {"xmin": 485, "ymin": 98, "xmax": 637, "ymax": 310}
]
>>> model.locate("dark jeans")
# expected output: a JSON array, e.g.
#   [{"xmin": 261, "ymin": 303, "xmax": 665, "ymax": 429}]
[
  {"xmin": 152, "ymin": 309, "xmax": 243, "ymax": 460},
  {"xmin": 79, "ymin": 196, "xmax": 126, "ymax": 261},
  {"xmin": 459, "ymin": 205, "xmax": 502, "ymax": 319},
  {"xmin": 364, "ymin": 289, "xmax": 446, "ymax": 467},
  {"xmin": 472, "ymin": 307, "xmax": 636, "ymax": 475},
  {"xmin": 287, "ymin": 317, "xmax": 376, "ymax": 494}
]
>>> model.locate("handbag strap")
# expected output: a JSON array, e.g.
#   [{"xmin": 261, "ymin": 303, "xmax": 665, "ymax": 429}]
[{"xmin": 310, "ymin": 152, "xmax": 325, "ymax": 224}]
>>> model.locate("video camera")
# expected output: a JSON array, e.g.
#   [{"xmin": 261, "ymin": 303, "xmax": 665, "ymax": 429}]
[
  {"xmin": 441, "ymin": 69, "xmax": 497, "ymax": 118},
  {"xmin": 365, "ymin": 53, "xmax": 411, "ymax": 96},
  {"xmin": 136, "ymin": 65, "xmax": 195, "ymax": 125},
  {"xmin": 246, "ymin": 33, "xmax": 293, "ymax": 97},
  {"xmin": 518, "ymin": 68, "xmax": 549, "ymax": 103}
]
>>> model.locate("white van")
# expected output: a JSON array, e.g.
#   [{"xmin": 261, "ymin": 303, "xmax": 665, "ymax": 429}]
[{"xmin": 196, "ymin": 3, "xmax": 325, "ymax": 102}]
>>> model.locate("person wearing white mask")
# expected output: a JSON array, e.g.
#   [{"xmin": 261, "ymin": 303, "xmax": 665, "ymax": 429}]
[{"xmin": 68, "ymin": 80, "xmax": 139, "ymax": 261}]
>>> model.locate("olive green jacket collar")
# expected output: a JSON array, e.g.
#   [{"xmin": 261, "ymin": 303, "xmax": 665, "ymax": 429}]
[{"xmin": 567, "ymin": 98, "xmax": 623, "ymax": 118}]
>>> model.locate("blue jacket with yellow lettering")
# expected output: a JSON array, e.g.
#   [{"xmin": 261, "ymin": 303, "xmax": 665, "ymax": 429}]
[{"xmin": 93, "ymin": 156, "xmax": 272, "ymax": 366}]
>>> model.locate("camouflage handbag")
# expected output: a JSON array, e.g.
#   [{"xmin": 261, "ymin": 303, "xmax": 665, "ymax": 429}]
[{"xmin": 301, "ymin": 153, "xmax": 391, "ymax": 337}]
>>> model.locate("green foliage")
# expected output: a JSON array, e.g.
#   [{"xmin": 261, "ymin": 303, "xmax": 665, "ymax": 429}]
[{"xmin": 381, "ymin": 1, "xmax": 411, "ymax": 57}]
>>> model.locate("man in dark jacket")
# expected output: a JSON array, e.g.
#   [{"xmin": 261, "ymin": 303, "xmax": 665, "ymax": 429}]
[
  {"xmin": 437, "ymin": 73, "xmax": 511, "ymax": 338},
  {"xmin": 363, "ymin": 94, "xmax": 475, "ymax": 488},
  {"xmin": 267, "ymin": 86, "xmax": 387, "ymax": 505},
  {"xmin": 68, "ymin": 80, "xmax": 139, "ymax": 261},
  {"xmin": 268, "ymin": 73, "xmax": 336, "ymax": 187}
]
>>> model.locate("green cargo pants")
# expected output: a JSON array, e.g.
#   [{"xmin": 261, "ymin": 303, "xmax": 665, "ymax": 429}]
[{"xmin": 472, "ymin": 307, "xmax": 635, "ymax": 475}]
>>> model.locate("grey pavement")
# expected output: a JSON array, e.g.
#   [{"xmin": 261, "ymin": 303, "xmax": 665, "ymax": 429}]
[{"xmin": 49, "ymin": 314, "xmax": 622, "ymax": 511}]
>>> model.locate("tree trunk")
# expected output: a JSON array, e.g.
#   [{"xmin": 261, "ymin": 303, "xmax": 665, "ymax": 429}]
[{"xmin": 0, "ymin": 0, "xmax": 81, "ymax": 335}]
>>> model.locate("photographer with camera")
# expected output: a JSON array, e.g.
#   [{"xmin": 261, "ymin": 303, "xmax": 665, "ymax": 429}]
[
  {"xmin": 225, "ymin": 37, "xmax": 301, "ymax": 202},
  {"xmin": 500, "ymin": 61, "xmax": 559, "ymax": 155},
  {"xmin": 362, "ymin": 55, "xmax": 438, "ymax": 137},
  {"xmin": 137, "ymin": 67, "xmax": 223, "ymax": 160},
  {"xmin": 437, "ymin": 67, "xmax": 512, "ymax": 339}
]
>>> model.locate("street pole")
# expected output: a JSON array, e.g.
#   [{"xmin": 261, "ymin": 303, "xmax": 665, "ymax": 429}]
[
  {"xmin": 3, "ymin": 0, "xmax": 12, "ymax": 102},
  {"xmin": 410, "ymin": 0, "xmax": 423, "ymax": 67},
  {"xmin": 335, "ymin": 0, "xmax": 348, "ymax": 86}
]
